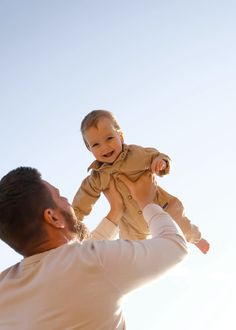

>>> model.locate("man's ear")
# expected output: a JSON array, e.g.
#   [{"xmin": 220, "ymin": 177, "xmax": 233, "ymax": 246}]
[{"xmin": 43, "ymin": 209, "xmax": 65, "ymax": 229}]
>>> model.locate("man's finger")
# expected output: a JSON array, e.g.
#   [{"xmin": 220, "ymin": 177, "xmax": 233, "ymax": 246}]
[
  {"xmin": 118, "ymin": 171, "xmax": 153, "ymax": 188},
  {"xmin": 117, "ymin": 174, "xmax": 132, "ymax": 189}
]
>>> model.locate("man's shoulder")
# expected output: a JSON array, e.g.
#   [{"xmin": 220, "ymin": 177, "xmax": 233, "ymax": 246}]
[{"xmin": 0, "ymin": 262, "xmax": 21, "ymax": 281}]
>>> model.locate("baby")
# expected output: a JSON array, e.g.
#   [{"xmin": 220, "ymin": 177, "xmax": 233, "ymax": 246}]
[{"xmin": 72, "ymin": 110, "xmax": 209, "ymax": 253}]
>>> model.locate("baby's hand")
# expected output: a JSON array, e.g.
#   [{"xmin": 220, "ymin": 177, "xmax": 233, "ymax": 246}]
[
  {"xmin": 194, "ymin": 238, "xmax": 210, "ymax": 254},
  {"xmin": 151, "ymin": 156, "xmax": 167, "ymax": 175}
]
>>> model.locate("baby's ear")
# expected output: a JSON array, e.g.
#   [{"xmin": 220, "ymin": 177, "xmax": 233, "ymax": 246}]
[
  {"xmin": 87, "ymin": 144, "xmax": 91, "ymax": 151},
  {"xmin": 84, "ymin": 139, "xmax": 91, "ymax": 151},
  {"xmin": 119, "ymin": 131, "xmax": 124, "ymax": 143}
]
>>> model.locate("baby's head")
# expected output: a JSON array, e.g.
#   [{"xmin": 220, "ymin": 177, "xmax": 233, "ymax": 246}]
[{"xmin": 81, "ymin": 110, "xmax": 124, "ymax": 164}]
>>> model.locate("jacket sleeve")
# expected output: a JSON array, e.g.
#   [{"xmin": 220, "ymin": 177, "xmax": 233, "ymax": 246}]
[
  {"xmin": 163, "ymin": 195, "xmax": 202, "ymax": 243},
  {"xmin": 89, "ymin": 218, "xmax": 119, "ymax": 240},
  {"xmin": 143, "ymin": 147, "xmax": 171, "ymax": 176},
  {"xmin": 184, "ymin": 224, "xmax": 201, "ymax": 243},
  {"xmin": 72, "ymin": 172, "xmax": 101, "ymax": 221}
]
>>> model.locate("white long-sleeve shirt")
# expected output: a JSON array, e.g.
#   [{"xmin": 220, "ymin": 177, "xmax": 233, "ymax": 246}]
[{"xmin": 0, "ymin": 204, "xmax": 188, "ymax": 330}]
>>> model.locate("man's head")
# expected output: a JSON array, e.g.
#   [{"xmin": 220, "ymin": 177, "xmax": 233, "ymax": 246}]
[
  {"xmin": 81, "ymin": 110, "xmax": 124, "ymax": 164},
  {"xmin": 0, "ymin": 167, "xmax": 88, "ymax": 256}
]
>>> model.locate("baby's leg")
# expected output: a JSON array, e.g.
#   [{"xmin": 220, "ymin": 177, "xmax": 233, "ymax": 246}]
[{"xmin": 155, "ymin": 186, "xmax": 201, "ymax": 243}]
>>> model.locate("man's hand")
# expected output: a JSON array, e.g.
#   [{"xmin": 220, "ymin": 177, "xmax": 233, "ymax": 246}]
[
  {"xmin": 118, "ymin": 171, "xmax": 157, "ymax": 209},
  {"xmin": 151, "ymin": 155, "xmax": 167, "ymax": 174},
  {"xmin": 103, "ymin": 178, "xmax": 124, "ymax": 225}
]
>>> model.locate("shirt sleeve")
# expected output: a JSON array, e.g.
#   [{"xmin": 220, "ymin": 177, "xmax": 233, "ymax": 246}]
[{"xmin": 84, "ymin": 204, "xmax": 188, "ymax": 295}]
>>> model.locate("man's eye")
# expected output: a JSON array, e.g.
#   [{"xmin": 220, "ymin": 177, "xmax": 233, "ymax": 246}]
[{"xmin": 107, "ymin": 136, "xmax": 114, "ymax": 140}]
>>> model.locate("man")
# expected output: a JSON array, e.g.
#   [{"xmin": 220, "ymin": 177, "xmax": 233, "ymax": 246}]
[{"xmin": 0, "ymin": 167, "xmax": 187, "ymax": 330}]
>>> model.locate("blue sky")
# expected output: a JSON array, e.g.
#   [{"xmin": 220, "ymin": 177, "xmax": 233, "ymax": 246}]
[{"xmin": 0, "ymin": 1, "xmax": 236, "ymax": 329}]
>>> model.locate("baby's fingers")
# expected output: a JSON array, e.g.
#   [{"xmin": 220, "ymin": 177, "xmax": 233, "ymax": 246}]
[{"xmin": 151, "ymin": 159, "xmax": 158, "ymax": 173}]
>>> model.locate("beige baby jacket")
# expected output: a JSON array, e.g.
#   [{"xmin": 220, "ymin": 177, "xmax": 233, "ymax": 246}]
[{"xmin": 72, "ymin": 144, "xmax": 200, "ymax": 242}]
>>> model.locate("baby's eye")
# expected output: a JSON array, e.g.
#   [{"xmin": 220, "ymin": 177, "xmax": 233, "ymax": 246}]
[
  {"xmin": 107, "ymin": 136, "xmax": 114, "ymax": 141},
  {"xmin": 92, "ymin": 143, "xmax": 99, "ymax": 148}
]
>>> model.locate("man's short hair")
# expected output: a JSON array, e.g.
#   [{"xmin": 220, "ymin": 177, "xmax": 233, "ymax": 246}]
[{"xmin": 0, "ymin": 167, "xmax": 56, "ymax": 253}]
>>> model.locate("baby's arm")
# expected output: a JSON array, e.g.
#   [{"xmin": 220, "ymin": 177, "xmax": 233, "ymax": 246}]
[
  {"xmin": 161, "ymin": 193, "xmax": 210, "ymax": 254},
  {"xmin": 184, "ymin": 223, "xmax": 210, "ymax": 254},
  {"xmin": 151, "ymin": 153, "xmax": 171, "ymax": 176},
  {"xmin": 72, "ymin": 173, "xmax": 101, "ymax": 221}
]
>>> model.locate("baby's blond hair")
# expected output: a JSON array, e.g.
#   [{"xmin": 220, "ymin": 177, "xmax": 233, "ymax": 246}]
[{"xmin": 81, "ymin": 110, "xmax": 122, "ymax": 149}]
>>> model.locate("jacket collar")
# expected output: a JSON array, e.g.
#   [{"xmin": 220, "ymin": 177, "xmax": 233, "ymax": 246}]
[{"xmin": 87, "ymin": 144, "xmax": 129, "ymax": 171}]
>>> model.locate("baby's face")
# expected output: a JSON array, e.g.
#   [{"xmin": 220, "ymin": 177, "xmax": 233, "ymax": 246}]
[{"xmin": 84, "ymin": 118, "xmax": 123, "ymax": 164}]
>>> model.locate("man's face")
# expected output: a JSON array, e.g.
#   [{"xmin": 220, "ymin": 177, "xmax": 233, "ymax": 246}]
[
  {"xmin": 43, "ymin": 181, "xmax": 87, "ymax": 240},
  {"xmin": 84, "ymin": 118, "xmax": 123, "ymax": 164}
]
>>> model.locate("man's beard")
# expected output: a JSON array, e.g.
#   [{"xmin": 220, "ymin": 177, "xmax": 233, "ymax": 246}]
[{"xmin": 60, "ymin": 210, "xmax": 90, "ymax": 241}]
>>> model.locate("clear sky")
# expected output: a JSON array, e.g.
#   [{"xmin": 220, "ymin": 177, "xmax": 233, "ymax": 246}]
[{"xmin": 0, "ymin": 1, "xmax": 235, "ymax": 329}]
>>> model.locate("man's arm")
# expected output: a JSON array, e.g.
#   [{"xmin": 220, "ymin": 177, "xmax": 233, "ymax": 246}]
[
  {"xmin": 89, "ymin": 218, "xmax": 119, "ymax": 240},
  {"xmin": 86, "ymin": 178, "xmax": 123, "ymax": 240},
  {"xmin": 85, "ymin": 202, "xmax": 187, "ymax": 295},
  {"xmin": 83, "ymin": 172, "xmax": 188, "ymax": 295}
]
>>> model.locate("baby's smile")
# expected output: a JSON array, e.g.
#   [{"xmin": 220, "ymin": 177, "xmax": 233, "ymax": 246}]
[{"xmin": 103, "ymin": 151, "xmax": 114, "ymax": 158}]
